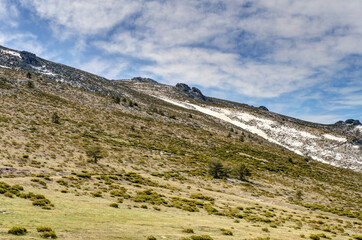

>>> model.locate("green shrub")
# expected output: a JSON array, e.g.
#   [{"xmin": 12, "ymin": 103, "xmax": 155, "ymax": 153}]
[
  {"xmin": 8, "ymin": 226, "xmax": 27, "ymax": 235},
  {"xmin": 4, "ymin": 191, "xmax": 13, "ymax": 198},
  {"xmin": 183, "ymin": 228, "xmax": 194, "ymax": 233},
  {"xmin": 353, "ymin": 236, "xmax": 362, "ymax": 240},
  {"xmin": 309, "ymin": 234, "xmax": 320, "ymax": 240},
  {"xmin": 32, "ymin": 199, "xmax": 51, "ymax": 206},
  {"xmin": 76, "ymin": 173, "xmax": 92, "ymax": 178},
  {"xmin": 110, "ymin": 203, "xmax": 119, "ymax": 208},
  {"xmin": 133, "ymin": 189, "xmax": 167, "ymax": 205},
  {"xmin": 37, "ymin": 226, "xmax": 53, "ymax": 232},
  {"xmin": 221, "ymin": 229, "xmax": 233, "ymax": 235},
  {"xmin": 92, "ymin": 191, "xmax": 102, "ymax": 197},
  {"xmin": 40, "ymin": 231, "xmax": 57, "ymax": 239},
  {"xmin": 190, "ymin": 235, "xmax": 213, "ymax": 240},
  {"xmin": 147, "ymin": 236, "xmax": 157, "ymax": 240},
  {"xmin": 190, "ymin": 193, "xmax": 214, "ymax": 201}
]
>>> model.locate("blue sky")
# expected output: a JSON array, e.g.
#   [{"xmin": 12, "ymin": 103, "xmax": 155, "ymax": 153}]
[{"xmin": 0, "ymin": 0, "xmax": 361, "ymax": 124}]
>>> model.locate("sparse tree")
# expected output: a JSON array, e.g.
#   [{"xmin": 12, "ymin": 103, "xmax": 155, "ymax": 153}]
[
  {"xmin": 112, "ymin": 96, "xmax": 121, "ymax": 104},
  {"xmin": 51, "ymin": 112, "xmax": 60, "ymax": 124},
  {"xmin": 27, "ymin": 80, "xmax": 34, "ymax": 88},
  {"xmin": 295, "ymin": 190, "xmax": 303, "ymax": 200},
  {"xmin": 233, "ymin": 163, "xmax": 251, "ymax": 181},
  {"xmin": 26, "ymin": 72, "xmax": 32, "ymax": 79},
  {"xmin": 86, "ymin": 145, "xmax": 104, "ymax": 163},
  {"xmin": 208, "ymin": 160, "xmax": 227, "ymax": 179}
]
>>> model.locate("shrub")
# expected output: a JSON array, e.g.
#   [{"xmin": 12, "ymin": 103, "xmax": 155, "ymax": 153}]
[
  {"xmin": 110, "ymin": 203, "xmax": 119, "ymax": 208},
  {"xmin": 147, "ymin": 236, "xmax": 157, "ymax": 240},
  {"xmin": 309, "ymin": 234, "xmax": 321, "ymax": 240},
  {"xmin": 190, "ymin": 193, "xmax": 214, "ymax": 201},
  {"xmin": 8, "ymin": 226, "xmax": 27, "ymax": 235},
  {"xmin": 37, "ymin": 226, "xmax": 53, "ymax": 232},
  {"xmin": 76, "ymin": 173, "xmax": 92, "ymax": 178},
  {"xmin": 32, "ymin": 199, "xmax": 51, "ymax": 206},
  {"xmin": 4, "ymin": 191, "xmax": 13, "ymax": 198},
  {"xmin": 183, "ymin": 228, "xmax": 194, "ymax": 233},
  {"xmin": 40, "ymin": 231, "xmax": 57, "ymax": 239},
  {"xmin": 92, "ymin": 191, "xmax": 102, "ymax": 197},
  {"xmin": 190, "ymin": 235, "xmax": 213, "ymax": 240},
  {"xmin": 221, "ymin": 229, "xmax": 233, "ymax": 235},
  {"xmin": 233, "ymin": 163, "xmax": 251, "ymax": 181},
  {"xmin": 262, "ymin": 227, "xmax": 269, "ymax": 232}
]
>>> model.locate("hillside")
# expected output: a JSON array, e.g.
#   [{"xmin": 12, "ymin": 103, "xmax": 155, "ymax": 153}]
[{"xmin": 0, "ymin": 46, "xmax": 361, "ymax": 240}]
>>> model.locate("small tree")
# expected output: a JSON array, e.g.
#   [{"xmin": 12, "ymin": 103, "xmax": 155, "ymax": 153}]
[
  {"xmin": 27, "ymin": 80, "xmax": 34, "ymax": 88},
  {"xmin": 208, "ymin": 160, "xmax": 227, "ymax": 179},
  {"xmin": 26, "ymin": 72, "xmax": 32, "ymax": 79},
  {"xmin": 112, "ymin": 96, "xmax": 121, "ymax": 104},
  {"xmin": 86, "ymin": 145, "xmax": 104, "ymax": 163},
  {"xmin": 51, "ymin": 112, "xmax": 60, "ymax": 124},
  {"xmin": 233, "ymin": 163, "xmax": 251, "ymax": 181}
]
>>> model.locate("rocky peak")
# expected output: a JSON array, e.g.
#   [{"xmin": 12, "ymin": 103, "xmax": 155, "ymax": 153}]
[
  {"xmin": 175, "ymin": 83, "xmax": 211, "ymax": 102},
  {"xmin": 20, "ymin": 51, "xmax": 42, "ymax": 67}
]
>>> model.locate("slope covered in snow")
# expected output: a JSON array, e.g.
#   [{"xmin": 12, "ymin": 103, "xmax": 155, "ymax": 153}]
[{"xmin": 156, "ymin": 96, "xmax": 361, "ymax": 171}]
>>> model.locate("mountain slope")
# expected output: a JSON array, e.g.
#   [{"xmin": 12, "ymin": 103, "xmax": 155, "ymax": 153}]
[
  {"xmin": 121, "ymin": 80, "xmax": 362, "ymax": 171},
  {"xmin": 0, "ymin": 45, "xmax": 361, "ymax": 240}
]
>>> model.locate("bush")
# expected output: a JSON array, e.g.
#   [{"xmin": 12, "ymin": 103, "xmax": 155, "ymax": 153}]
[
  {"xmin": 110, "ymin": 203, "xmax": 119, "ymax": 208},
  {"xmin": 32, "ymin": 199, "xmax": 51, "ymax": 206},
  {"xmin": 8, "ymin": 226, "xmax": 27, "ymax": 235},
  {"xmin": 309, "ymin": 234, "xmax": 321, "ymax": 240},
  {"xmin": 92, "ymin": 191, "xmax": 102, "ymax": 197},
  {"xmin": 190, "ymin": 193, "xmax": 214, "ymax": 201},
  {"xmin": 147, "ymin": 236, "xmax": 157, "ymax": 240},
  {"xmin": 221, "ymin": 229, "xmax": 233, "ymax": 235},
  {"xmin": 233, "ymin": 163, "xmax": 251, "ymax": 181},
  {"xmin": 40, "ymin": 231, "xmax": 57, "ymax": 239},
  {"xmin": 190, "ymin": 235, "xmax": 213, "ymax": 240},
  {"xmin": 37, "ymin": 226, "xmax": 53, "ymax": 232},
  {"xmin": 183, "ymin": 228, "xmax": 194, "ymax": 233}
]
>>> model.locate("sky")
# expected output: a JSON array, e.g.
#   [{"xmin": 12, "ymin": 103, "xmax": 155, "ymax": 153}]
[{"xmin": 0, "ymin": 0, "xmax": 361, "ymax": 124}]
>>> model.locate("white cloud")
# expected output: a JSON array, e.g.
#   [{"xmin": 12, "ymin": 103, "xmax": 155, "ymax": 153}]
[
  {"xmin": 20, "ymin": 0, "xmax": 141, "ymax": 35},
  {"xmin": 15, "ymin": 0, "xmax": 362, "ymax": 107}
]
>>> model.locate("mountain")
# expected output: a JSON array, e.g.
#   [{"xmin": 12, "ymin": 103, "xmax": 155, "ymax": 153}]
[
  {"xmin": 1, "ymin": 45, "xmax": 361, "ymax": 171},
  {"xmin": 0, "ymin": 45, "xmax": 361, "ymax": 240}
]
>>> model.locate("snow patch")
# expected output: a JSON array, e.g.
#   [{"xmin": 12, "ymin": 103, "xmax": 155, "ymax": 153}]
[
  {"xmin": 322, "ymin": 134, "xmax": 347, "ymax": 142},
  {"xmin": 155, "ymin": 95, "xmax": 361, "ymax": 171},
  {"xmin": 1, "ymin": 49, "xmax": 21, "ymax": 58},
  {"xmin": 0, "ymin": 65, "xmax": 11, "ymax": 69}
]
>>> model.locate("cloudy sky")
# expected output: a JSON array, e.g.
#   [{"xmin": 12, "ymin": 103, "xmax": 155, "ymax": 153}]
[{"xmin": 1, "ymin": 0, "xmax": 361, "ymax": 124}]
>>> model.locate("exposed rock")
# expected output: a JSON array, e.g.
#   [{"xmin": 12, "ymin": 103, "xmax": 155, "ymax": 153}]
[
  {"xmin": 131, "ymin": 77, "xmax": 157, "ymax": 83},
  {"xmin": 345, "ymin": 119, "xmax": 361, "ymax": 125},
  {"xmin": 175, "ymin": 83, "xmax": 191, "ymax": 92},
  {"xmin": 259, "ymin": 106, "xmax": 269, "ymax": 111},
  {"xmin": 20, "ymin": 51, "xmax": 41, "ymax": 67},
  {"xmin": 175, "ymin": 83, "xmax": 211, "ymax": 102}
]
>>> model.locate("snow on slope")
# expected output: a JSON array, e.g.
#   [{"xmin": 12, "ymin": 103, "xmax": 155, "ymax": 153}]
[
  {"xmin": 0, "ymin": 49, "xmax": 21, "ymax": 58},
  {"xmin": 157, "ymin": 96, "xmax": 362, "ymax": 171}
]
